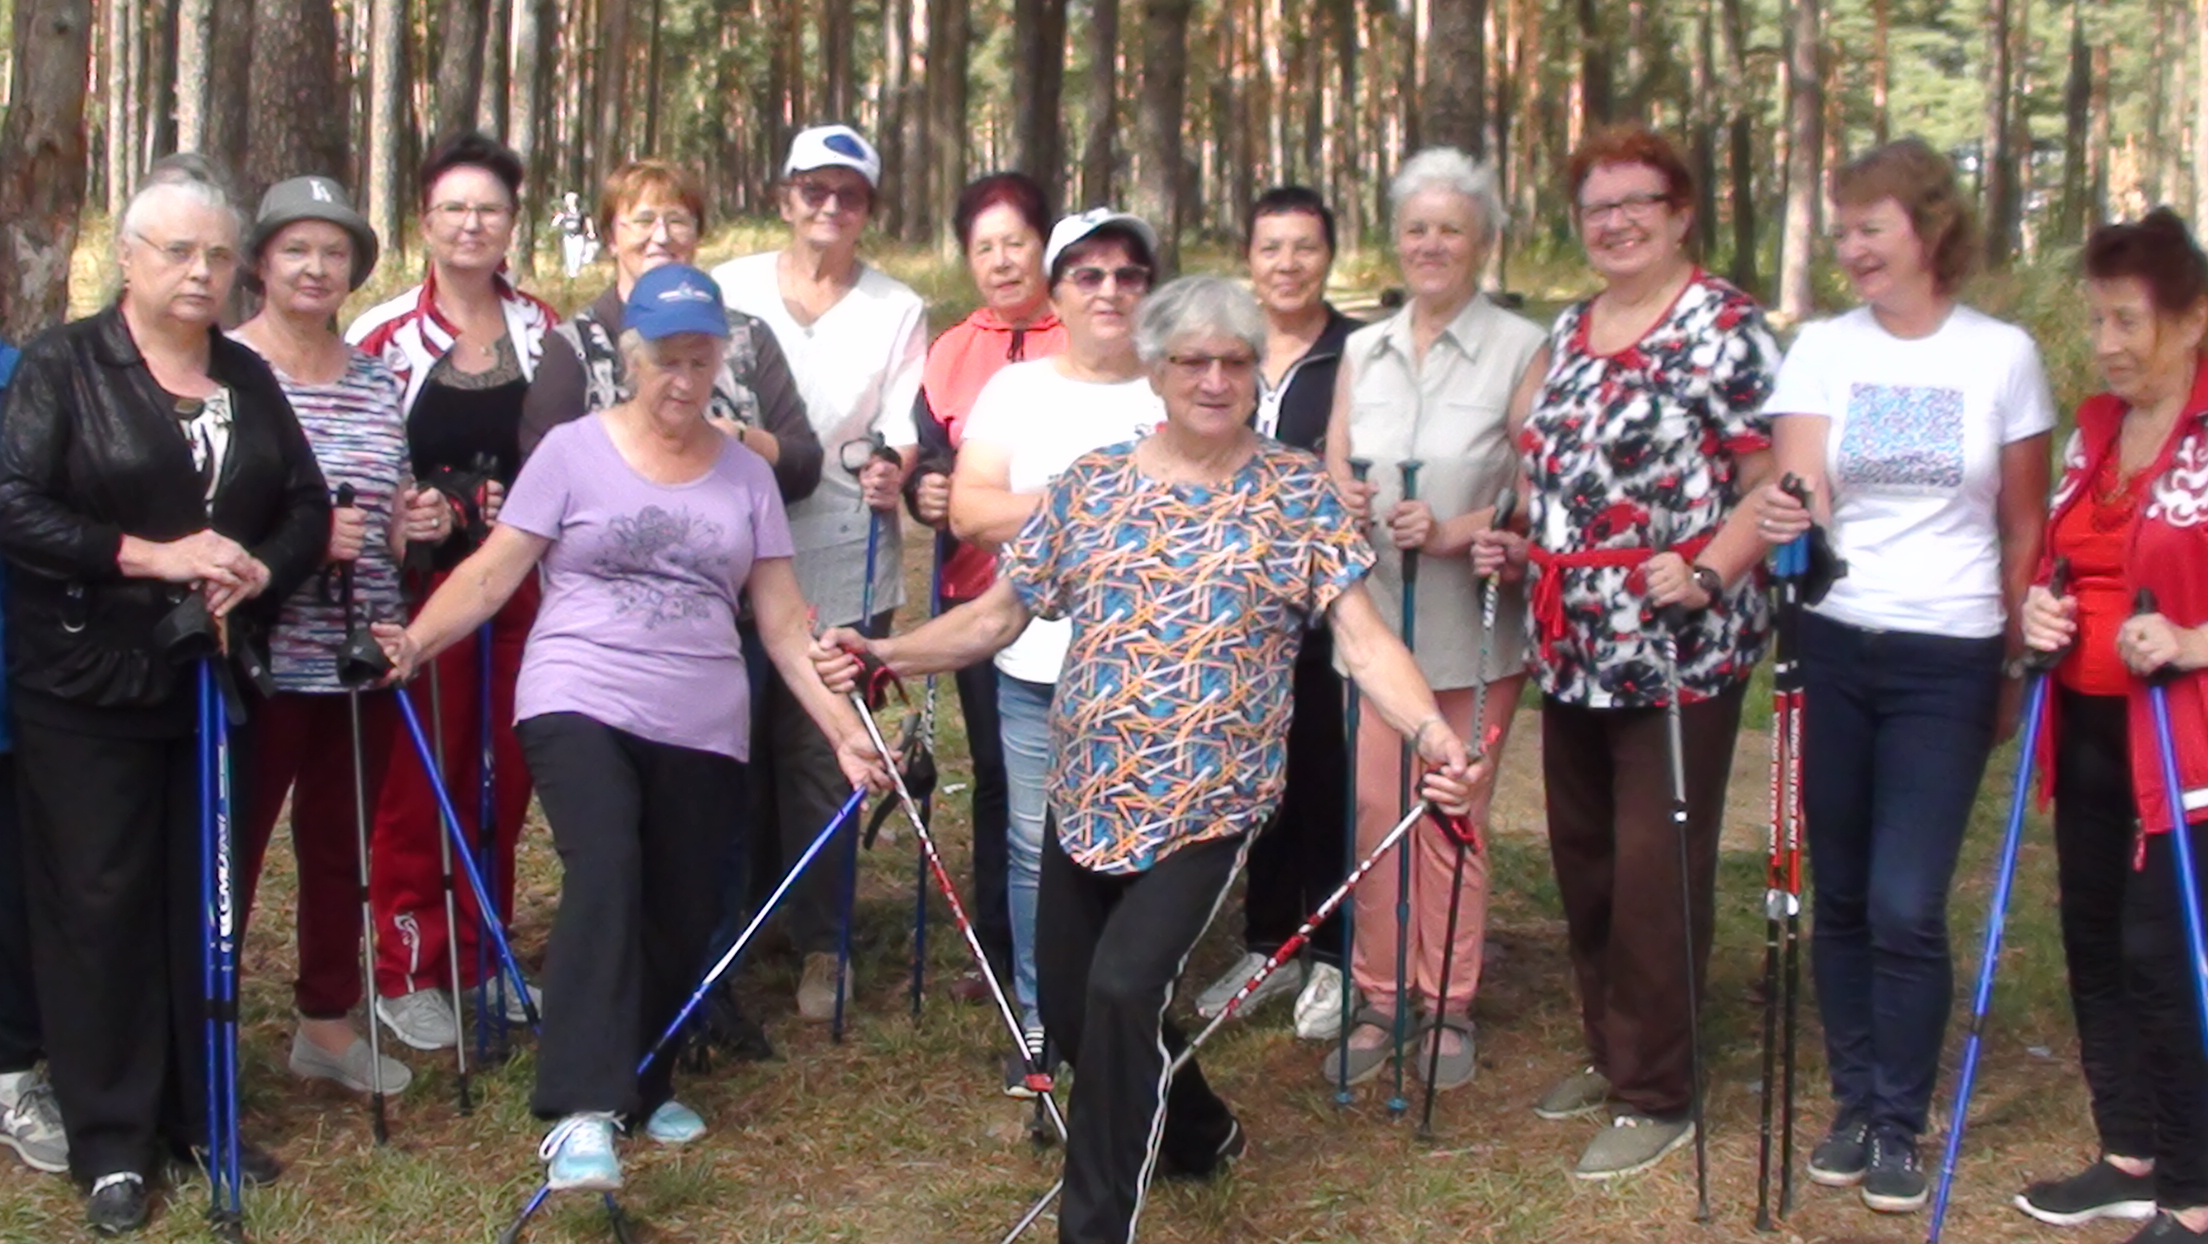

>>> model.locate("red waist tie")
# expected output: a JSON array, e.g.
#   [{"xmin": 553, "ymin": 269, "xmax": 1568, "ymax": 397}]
[{"xmin": 1527, "ymin": 534, "xmax": 1714, "ymax": 666}]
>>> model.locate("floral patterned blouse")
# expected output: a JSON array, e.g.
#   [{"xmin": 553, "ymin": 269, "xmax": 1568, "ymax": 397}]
[
  {"xmin": 1521, "ymin": 270, "xmax": 1781, "ymax": 709},
  {"xmin": 1002, "ymin": 438, "xmax": 1372, "ymax": 873}
]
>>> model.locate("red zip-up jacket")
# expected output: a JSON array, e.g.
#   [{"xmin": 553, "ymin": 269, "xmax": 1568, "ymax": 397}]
[{"xmin": 2036, "ymin": 357, "xmax": 2208, "ymax": 836}]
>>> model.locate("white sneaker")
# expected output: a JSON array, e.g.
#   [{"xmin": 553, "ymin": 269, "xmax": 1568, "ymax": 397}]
[
  {"xmin": 1193, "ymin": 952, "xmax": 1302, "ymax": 1020},
  {"xmin": 288, "ymin": 1029, "xmax": 414, "ymax": 1095},
  {"xmin": 0, "ymin": 1073, "xmax": 67, "ymax": 1173},
  {"xmin": 374, "ymin": 989, "xmax": 459, "ymax": 1051},
  {"xmin": 1293, "ymin": 962, "xmax": 1348, "ymax": 1041}
]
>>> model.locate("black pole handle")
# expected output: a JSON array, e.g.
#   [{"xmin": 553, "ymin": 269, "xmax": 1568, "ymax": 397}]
[
  {"xmin": 2135, "ymin": 586, "xmax": 2180, "ymax": 686},
  {"xmin": 2021, "ymin": 556, "xmax": 2073, "ymax": 674}
]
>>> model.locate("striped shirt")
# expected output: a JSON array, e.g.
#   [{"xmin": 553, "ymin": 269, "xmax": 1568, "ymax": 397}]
[{"xmin": 244, "ymin": 346, "xmax": 411, "ymax": 692}]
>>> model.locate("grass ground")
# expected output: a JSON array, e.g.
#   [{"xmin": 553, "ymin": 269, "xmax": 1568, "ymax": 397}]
[{"xmin": 0, "ymin": 536, "xmax": 2120, "ymax": 1244}]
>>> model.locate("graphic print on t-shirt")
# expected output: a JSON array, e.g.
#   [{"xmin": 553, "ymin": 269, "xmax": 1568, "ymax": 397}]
[
  {"xmin": 1841, "ymin": 382, "xmax": 1965, "ymax": 493},
  {"xmin": 593, "ymin": 504, "xmax": 730, "ymax": 626}
]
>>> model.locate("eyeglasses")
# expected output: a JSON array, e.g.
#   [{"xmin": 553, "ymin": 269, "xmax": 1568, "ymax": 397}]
[
  {"xmin": 621, "ymin": 209, "xmax": 699, "ymax": 236},
  {"xmin": 134, "ymin": 234, "xmax": 239, "ymax": 270},
  {"xmin": 793, "ymin": 179, "xmax": 872, "ymax": 212},
  {"xmin": 1165, "ymin": 353, "xmax": 1257, "ymax": 381},
  {"xmin": 1066, "ymin": 265, "xmax": 1152, "ymax": 294},
  {"xmin": 430, "ymin": 201, "xmax": 515, "ymax": 226},
  {"xmin": 1577, "ymin": 192, "xmax": 1670, "ymax": 224}
]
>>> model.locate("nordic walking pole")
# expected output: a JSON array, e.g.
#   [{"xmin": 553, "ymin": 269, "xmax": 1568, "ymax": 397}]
[
  {"xmin": 198, "ymin": 658, "xmax": 245, "ymax": 1241},
  {"xmin": 1755, "ymin": 522, "xmax": 1808, "ymax": 1230},
  {"xmin": 499, "ymin": 788, "xmax": 871, "ymax": 1244},
  {"xmin": 1336, "ymin": 456, "xmax": 1374, "ymax": 1109},
  {"xmin": 394, "ymin": 692, "xmax": 542, "ymax": 1032},
  {"xmin": 1417, "ymin": 487, "xmax": 1513, "ymax": 1140},
  {"xmin": 1388, "ymin": 458, "xmax": 1425, "ymax": 1121},
  {"xmin": 835, "ymin": 432, "xmax": 896, "ymax": 1043},
  {"xmin": 1653, "ymin": 557, "xmax": 1711, "ymax": 1223},
  {"xmin": 2136, "ymin": 586, "xmax": 2208, "ymax": 1056},
  {"xmin": 1926, "ymin": 559, "xmax": 2071, "ymax": 1243},
  {"xmin": 334, "ymin": 485, "xmax": 393, "ymax": 1143},
  {"xmin": 998, "ymin": 801, "xmax": 1465, "ymax": 1244},
  {"xmin": 911, "ymin": 539, "xmax": 945, "ymax": 1019},
  {"xmin": 478, "ymin": 620, "xmax": 507, "ymax": 1062}
]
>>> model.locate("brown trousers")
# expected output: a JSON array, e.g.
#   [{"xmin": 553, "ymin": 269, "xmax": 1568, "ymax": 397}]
[{"xmin": 1540, "ymin": 680, "xmax": 1745, "ymax": 1119}]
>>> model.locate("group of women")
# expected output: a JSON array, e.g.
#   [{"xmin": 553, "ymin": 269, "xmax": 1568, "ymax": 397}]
[{"xmin": 0, "ymin": 111, "xmax": 2194, "ymax": 1244}]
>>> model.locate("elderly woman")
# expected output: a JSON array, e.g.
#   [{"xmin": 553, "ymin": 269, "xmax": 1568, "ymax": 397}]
[
  {"xmin": 711, "ymin": 125, "xmax": 923, "ymax": 1020},
  {"xmin": 1759, "ymin": 138, "xmax": 2052, "ymax": 1214},
  {"xmin": 348, "ymin": 131, "xmax": 561, "ymax": 1051},
  {"xmin": 376, "ymin": 264, "xmax": 886, "ymax": 1190},
  {"xmin": 815, "ymin": 275, "xmax": 1479, "ymax": 1244},
  {"xmin": 1475, "ymin": 125, "xmax": 1780, "ymax": 1180},
  {"xmin": 1190, "ymin": 186, "xmax": 1364, "ymax": 1041},
  {"xmin": 231, "ymin": 177, "xmax": 446, "ymax": 1100},
  {"xmin": 519, "ymin": 157, "xmax": 821, "ymax": 503},
  {"xmin": 946, "ymin": 207, "xmax": 1164, "ymax": 1091},
  {"xmin": 1320, "ymin": 151, "xmax": 1545, "ymax": 1094},
  {"xmin": 0, "ymin": 155, "xmax": 329, "ymax": 1231},
  {"xmin": 2007, "ymin": 212, "xmax": 2208, "ymax": 1241},
  {"xmin": 907, "ymin": 171, "xmax": 1064, "ymax": 1013}
]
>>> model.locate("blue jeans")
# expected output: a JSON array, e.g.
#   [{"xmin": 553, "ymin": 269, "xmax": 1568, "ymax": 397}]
[
  {"xmin": 998, "ymin": 672, "xmax": 1053, "ymax": 1032},
  {"xmin": 1800, "ymin": 612, "xmax": 2003, "ymax": 1139}
]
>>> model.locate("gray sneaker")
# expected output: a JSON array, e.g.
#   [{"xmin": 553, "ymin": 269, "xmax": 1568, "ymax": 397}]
[
  {"xmin": 0, "ymin": 1075, "xmax": 67, "ymax": 1173},
  {"xmin": 375, "ymin": 988, "xmax": 458, "ymax": 1051},
  {"xmin": 797, "ymin": 953, "xmax": 849, "ymax": 1022},
  {"xmin": 288, "ymin": 1029, "xmax": 414, "ymax": 1096},
  {"xmin": 1194, "ymin": 952, "xmax": 1301, "ymax": 1020},
  {"xmin": 1572, "ymin": 1113, "xmax": 1695, "ymax": 1180},
  {"xmin": 470, "ymin": 981, "xmax": 543, "ymax": 1026},
  {"xmin": 1534, "ymin": 1065, "xmax": 1612, "ymax": 1120}
]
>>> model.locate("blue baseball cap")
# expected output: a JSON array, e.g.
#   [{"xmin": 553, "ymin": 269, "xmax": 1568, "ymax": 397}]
[{"xmin": 625, "ymin": 264, "xmax": 730, "ymax": 341}]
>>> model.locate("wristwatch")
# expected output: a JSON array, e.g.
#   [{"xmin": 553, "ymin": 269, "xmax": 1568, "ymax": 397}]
[{"xmin": 1691, "ymin": 564, "xmax": 1724, "ymax": 604}]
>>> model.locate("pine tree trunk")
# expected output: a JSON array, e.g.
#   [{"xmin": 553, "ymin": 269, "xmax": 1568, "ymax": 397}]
[
  {"xmin": 642, "ymin": 0, "xmax": 664, "ymax": 150},
  {"xmin": 2149, "ymin": 0, "xmax": 2171, "ymax": 203},
  {"xmin": 176, "ymin": 0, "xmax": 211, "ymax": 152},
  {"xmin": 106, "ymin": 0, "xmax": 136, "ymax": 214},
  {"xmin": 1012, "ymin": 0, "xmax": 1069, "ymax": 205},
  {"xmin": 878, "ymin": 0, "xmax": 910, "ymax": 233},
  {"xmin": 0, "ymin": 0, "xmax": 94, "ymax": 337},
  {"xmin": 1134, "ymin": 0, "xmax": 1192, "ymax": 271},
  {"xmin": 926, "ymin": 0, "xmax": 971, "ymax": 248},
  {"xmin": 2057, "ymin": 0, "xmax": 2089, "ymax": 240},
  {"xmin": 592, "ymin": 0, "xmax": 630, "ymax": 180},
  {"xmin": 245, "ymin": 0, "xmax": 346, "ymax": 204},
  {"xmin": 819, "ymin": 0, "xmax": 853, "ymax": 121},
  {"xmin": 1331, "ymin": 0, "xmax": 1360, "ymax": 244},
  {"xmin": 432, "ymin": 0, "xmax": 486, "ymax": 140},
  {"xmin": 1720, "ymin": 0, "xmax": 1756, "ymax": 292},
  {"xmin": 506, "ymin": 0, "xmax": 549, "ymax": 271},
  {"xmin": 367, "ymin": 0, "xmax": 405, "ymax": 259},
  {"xmin": 1871, "ymin": 0, "xmax": 1891, "ymax": 144},
  {"xmin": 142, "ymin": 0, "xmax": 176, "ymax": 165},
  {"xmin": 206, "ymin": 0, "xmax": 252, "ymax": 177},
  {"xmin": 1692, "ymin": 0, "xmax": 1717, "ymax": 257},
  {"xmin": 1777, "ymin": 0, "xmax": 1820, "ymax": 320},
  {"xmin": 2089, "ymin": 28, "xmax": 2110, "ymax": 225},
  {"xmin": 1576, "ymin": 0, "xmax": 1613, "ymax": 125},
  {"xmin": 1983, "ymin": 0, "xmax": 2015, "ymax": 268},
  {"xmin": 1080, "ymin": 0, "xmax": 1119, "ymax": 208},
  {"xmin": 479, "ymin": 0, "xmax": 511, "ymax": 136},
  {"xmin": 1425, "ymin": 0, "xmax": 1488, "ymax": 156}
]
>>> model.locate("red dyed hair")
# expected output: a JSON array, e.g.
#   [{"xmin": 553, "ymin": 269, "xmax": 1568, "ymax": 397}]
[{"xmin": 1566, "ymin": 124, "xmax": 1696, "ymax": 209}]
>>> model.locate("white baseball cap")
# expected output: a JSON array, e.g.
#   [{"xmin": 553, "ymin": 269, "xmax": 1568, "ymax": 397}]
[
  {"xmin": 1043, "ymin": 208, "xmax": 1161, "ymax": 280},
  {"xmin": 784, "ymin": 125, "xmax": 883, "ymax": 188}
]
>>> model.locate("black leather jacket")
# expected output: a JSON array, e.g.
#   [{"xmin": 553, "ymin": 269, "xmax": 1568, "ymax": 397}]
[{"xmin": 0, "ymin": 304, "xmax": 330, "ymax": 731}]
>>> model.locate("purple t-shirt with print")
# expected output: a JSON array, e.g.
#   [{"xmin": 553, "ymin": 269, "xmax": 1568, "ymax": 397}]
[{"xmin": 499, "ymin": 415, "xmax": 794, "ymax": 760}]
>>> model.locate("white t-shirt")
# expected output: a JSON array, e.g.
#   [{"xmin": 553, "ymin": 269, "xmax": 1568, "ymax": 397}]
[
  {"xmin": 711, "ymin": 251, "xmax": 926, "ymax": 627},
  {"xmin": 1762, "ymin": 304, "xmax": 2056, "ymax": 638},
  {"xmin": 961, "ymin": 359, "xmax": 1165, "ymax": 682}
]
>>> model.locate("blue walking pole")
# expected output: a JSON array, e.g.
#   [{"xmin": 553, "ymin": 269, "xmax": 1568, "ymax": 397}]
[
  {"xmin": 498, "ymin": 789, "xmax": 868, "ymax": 1244},
  {"xmin": 2137, "ymin": 588, "xmax": 2208, "ymax": 1057},
  {"xmin": 394, "ymin": 691, "xmax": 542, "ymax": 1033},
  {"xmin": 1335, "ymin": 456, "xmax": 1373, "ymax": 1108},
  {"xmin": 198, "ymin": 660, "xmax": 245, "ymax": 1241},
  {"xmin": 1927, "ymin": 561, "xmax": 2071, "ymax": 1242}
]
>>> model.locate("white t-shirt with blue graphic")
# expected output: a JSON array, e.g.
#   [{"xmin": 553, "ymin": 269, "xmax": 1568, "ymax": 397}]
[{"xmin": 1763, "ymin": 304, "xmax": 2055, "ymax": 638}]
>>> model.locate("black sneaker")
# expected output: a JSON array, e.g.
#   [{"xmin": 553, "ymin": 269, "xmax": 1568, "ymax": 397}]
[
  {"xmin": 1861, "ymin": 1130, "xmax": 1928, "ymax": 1214},
  {"xmin": 1159, "ymin": 1117, "xmax": 1246, "ymax": 1182},
  {"xmin": 2017, "ymin": 1159, "xmax": 2158, "ymax": 1226},
  {"xmin": 1807, "ymin": 1110, "xmax": 1870, "ymax": 1187},
  {"xmin": 2125, "ymin": 1212, "xmax": 2208, "ymax": 1243},
  {"xmin": 167, "ymin": 1137, "xmax": 284, "ymax": 1187},
  {"xmin": 86, "ymin": 1173, "xmax": 148, "ymax": 1236}
]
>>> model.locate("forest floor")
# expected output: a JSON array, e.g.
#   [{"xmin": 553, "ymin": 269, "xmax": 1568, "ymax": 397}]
[{"xmin": 0, "ymin": 539, "xmax": 2124, "ymax": 1244}]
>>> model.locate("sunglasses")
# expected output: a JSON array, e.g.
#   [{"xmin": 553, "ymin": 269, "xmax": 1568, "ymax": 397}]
[
  {"xmin": 793, "ymin": 179, "xmax": 872, "ymax": 212},
  {"xmin": 1065, "ymin": 265, "xmax": 1152, "ymax": 294}
]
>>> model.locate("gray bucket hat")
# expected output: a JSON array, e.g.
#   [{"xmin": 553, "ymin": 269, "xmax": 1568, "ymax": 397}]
[{"xmin": 247, "ymin": 176, "xmax": 380, "ymax": 291}]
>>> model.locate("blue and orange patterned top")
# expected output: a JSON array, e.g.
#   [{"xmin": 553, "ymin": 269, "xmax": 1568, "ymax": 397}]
[{"xmin": 1002, "ymin": 437, "xmax": 1373, "ymax": 874}]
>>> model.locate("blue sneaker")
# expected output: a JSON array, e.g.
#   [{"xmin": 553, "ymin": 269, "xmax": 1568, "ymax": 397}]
[
  {"xmin": 539, "ymin": 1113, "xmax": 621, "ymax": 1191},
  {"xmin": 644, "ymin": 1100, "xmax": 706, "ymax": 1146}
]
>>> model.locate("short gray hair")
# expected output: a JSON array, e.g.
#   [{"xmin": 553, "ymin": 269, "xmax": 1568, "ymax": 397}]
[
  {"xmin": 1388, "ymin": 147, "xmax": 1508, "ymax": 246},
  {"xmin": 1133, "ymin": 276, "xmax": 1267, "ymax": 366},
  {"xmin": 120, "ymin": 153, "xmax": 245, "ymax": 246}
]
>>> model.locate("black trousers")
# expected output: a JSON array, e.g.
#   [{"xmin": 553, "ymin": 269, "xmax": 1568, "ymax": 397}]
[
  {"xmin": 1039, "ymin": 826, "xmax": 1243, "ymax": 1244},
  {"xmin": 2054, "ymin": 688, "xmax": 2208, "ymax": 1207},
  {"xmin": 520, "ymin": 713, "xmax": 744, "ymax": 1121},
  {"xmin": 16, "ymin": 716, "xmax": 208, "ymax": 1181},
  {"xmin": 953, "ymin": 648, "xmax": 1014, "ymax": 979},
  {"xmin": 0, "ymin": 758, "xmax": 40, "ymax": 1074},
  {"xmin": 1242, "ymin": 631, "xmax": 1347, "ymax": 966}
]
